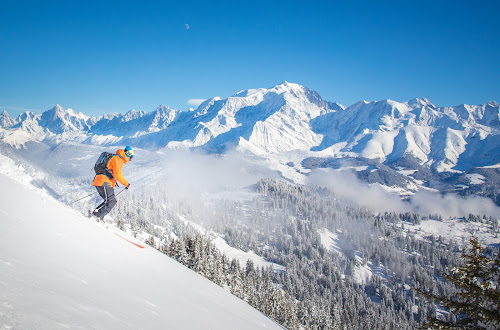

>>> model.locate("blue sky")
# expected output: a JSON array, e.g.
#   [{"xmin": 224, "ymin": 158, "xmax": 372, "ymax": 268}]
[{"xmin": 0, "ymin": 0, "xmax": 499, "ymax": 117}]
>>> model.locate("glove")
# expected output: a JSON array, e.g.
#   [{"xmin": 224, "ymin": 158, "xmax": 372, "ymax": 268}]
[{"xmin": 126, "ymin": 184, "xmax": 131, "ymax": 190}]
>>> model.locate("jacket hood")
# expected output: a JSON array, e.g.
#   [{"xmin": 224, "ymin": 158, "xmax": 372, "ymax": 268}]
[{"xmin": 116, "ymin": 149, "xmax": 128, "ymax": 163}]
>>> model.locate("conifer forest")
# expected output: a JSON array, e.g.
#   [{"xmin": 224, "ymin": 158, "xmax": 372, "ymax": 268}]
[{"xmin": 101, "ymin": 178, "xmax": 499, "ymax": 329}]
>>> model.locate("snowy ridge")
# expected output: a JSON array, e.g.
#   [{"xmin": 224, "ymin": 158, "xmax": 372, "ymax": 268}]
[
  {"xmin": 0, "ymin": 111, "xmax": 15, "ymax": 128},
  {"xmin": 314, "ymin": 97, "xmax": 500, "ymax": 172}
]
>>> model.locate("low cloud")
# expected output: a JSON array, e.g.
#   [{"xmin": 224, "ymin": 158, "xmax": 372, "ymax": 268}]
[
  {"xmin": 152, "ymin": 149, "xmax": 277, "ymax": 199},
  {"xmin": 308, "ymin": 169, "xmax": 408, "ymax": 213},
  {"xmin": 308, "ymin": 168, "xmax": 500, "ymax": 219},
  {"xmin": 410, "ymin": 190, "xmax": 500, "ymax": 219},
  {"xmin": 187, "ymin": 99, "xmax": 206, "ymax": 108}
]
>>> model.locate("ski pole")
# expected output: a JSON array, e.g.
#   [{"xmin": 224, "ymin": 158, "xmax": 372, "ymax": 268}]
[
  {"xmin": 116, "ymin": 187, "xmax": 128, "ymax": 197},
  {"xmin": 72, "ymin": 191, "xmax": 97, "ymax": 204}
]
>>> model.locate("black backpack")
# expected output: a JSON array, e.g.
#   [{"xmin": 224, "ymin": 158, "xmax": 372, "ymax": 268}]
[{"xmin": 94, "ymin": 152, "xmax": 116, "ymax": 179}]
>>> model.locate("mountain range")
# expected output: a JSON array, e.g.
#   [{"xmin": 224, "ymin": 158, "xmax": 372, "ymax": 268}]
[{"xmin": 1, "ymin": 81, "xmax": 499, "ymax": 204}]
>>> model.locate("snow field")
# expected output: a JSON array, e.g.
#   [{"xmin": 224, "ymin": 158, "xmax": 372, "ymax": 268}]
[
  {"xmin": 0, "ymin": 172, "xmax": 281, "ymax": 329},
  {"xmin": 318, "ymin": 228, "xmax": 383, "ymax": 285}
]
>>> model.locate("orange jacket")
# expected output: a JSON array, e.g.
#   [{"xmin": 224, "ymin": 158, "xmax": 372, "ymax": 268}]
[{"xmin": 92, "ymin": 149, "xmax": 130, "ymax": 187}]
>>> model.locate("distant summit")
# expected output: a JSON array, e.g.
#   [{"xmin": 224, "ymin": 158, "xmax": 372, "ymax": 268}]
[
  {"xmin": 38, "ymin": 104, "xmax": 93, "ymax": 134},
  {"xmin": 0, "ymin": 110, "xmax": 15, "ymax": 128}
]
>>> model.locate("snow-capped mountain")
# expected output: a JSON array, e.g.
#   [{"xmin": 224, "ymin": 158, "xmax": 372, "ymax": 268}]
[
  {"xmin": 38, "ymin": 104, "xmax": 94, "ymax": 134},
  {"xmin": 88, "ymin": 105, "xmax": 181, "ymax": 145},
  {"xmin": 0, "ymin": 82, "xmax": 346, "ymax": 154},
  {"xmin": 312, "ymin": 98, "xmax": 500, "ymax": 172},
  {"xmin": 0, "ymin": 111, "xmax": 15, "ymax": 128},
  {"xmin": 138, "ymin": 81, "xmax": 344, "ymax": 153},
  {"xmin": 1, "ymin": 82, "xmax": 499, "ymax": 203},
  {"xmin": 91, "ymin": 104, "xmax": 180, "ymax": 135}
]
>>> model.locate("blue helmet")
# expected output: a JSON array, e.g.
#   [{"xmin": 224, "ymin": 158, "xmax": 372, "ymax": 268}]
[{"xmin": 124, "ymin": 146, "xmax": 134, "ymax": 160}]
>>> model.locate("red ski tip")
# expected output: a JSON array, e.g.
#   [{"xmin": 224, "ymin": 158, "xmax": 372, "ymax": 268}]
[{"xmin": 115, "ymin": 234, "xmax": 146, "ymax": 249}]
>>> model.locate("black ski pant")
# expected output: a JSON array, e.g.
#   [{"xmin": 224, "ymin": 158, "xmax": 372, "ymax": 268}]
[{"xmin": 93, "ymin": 185, "xmax": 117, "ymax": 219}]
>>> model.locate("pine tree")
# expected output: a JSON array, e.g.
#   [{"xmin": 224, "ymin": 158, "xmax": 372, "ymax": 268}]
[
  {"xmin": 116, "ymin": 219, "xmax": 126, "ymax": 231},
  {"xmin": 146, "ymin": 235, "xmax": 156, "ymax": 248},
  {"xmin": 417, "ymin": 235, "xmax": 500, "ymax": 329}
]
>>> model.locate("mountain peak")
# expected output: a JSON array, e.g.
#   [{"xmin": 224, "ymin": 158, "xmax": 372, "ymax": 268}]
[
  {"xmin": 51, "ymin": 104, "xmax": 65, "ymax": 113},
  {"xmin": 0, "ymin": 110, "xmax": 14, "ymax": 128},
  {"xmin": 272, "ymin": 81, "xmax": 303, "ymax": 93},
  {"xmin": 155, "ymin": 104, "xmax": 179, "ymax": 115},
  {"xmin": 194, "ymin": 97, "xmax": 222, "ymax": 116},
  {"xmin": 122, "ymin": 109, "xmax": 147, "ymax": 122},
  {"xmin": 17, "ymin": 111, "xmax": 36, "ymax": 121},
  {"xmin": 44, "ymin": 105, "xmax": 89, "ymax": 121},
  {"xmin": 276, "ymin": 80, "xmax": 296, "ymax": 87},
  {"xmin": 37, "ymin": 104, "xmax": 92, "ymax": 134},
  {"xmin": 232, "ymin": 82, "xmax": 306, "ymax": 100},
  {"xmin": 408, "ymin": 98, "xmax": 437, "ymax": 109},
  {"xmin": 156, "ymin": 104, "xmax": 171, "ymax": 110}
]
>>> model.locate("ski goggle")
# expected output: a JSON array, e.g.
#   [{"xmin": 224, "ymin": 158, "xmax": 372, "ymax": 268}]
[{"xmin": 124, "ymin": 149, "xmax": 134, "ymax": 160}]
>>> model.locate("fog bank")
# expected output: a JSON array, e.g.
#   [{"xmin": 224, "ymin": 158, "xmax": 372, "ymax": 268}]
[{"xmin": 308, "ymin": 168, "xmax": 500, "ymax": 219}]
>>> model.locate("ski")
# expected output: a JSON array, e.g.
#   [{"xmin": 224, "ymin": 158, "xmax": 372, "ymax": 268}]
[{"xmin": 115, "ymin": 234, "xmax": 146, "ymax": 249}]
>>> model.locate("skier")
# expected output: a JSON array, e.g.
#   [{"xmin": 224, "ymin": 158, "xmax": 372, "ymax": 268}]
[{"xmin": 90, "ymin": 146, "xmax": 134, "ymax": 221}]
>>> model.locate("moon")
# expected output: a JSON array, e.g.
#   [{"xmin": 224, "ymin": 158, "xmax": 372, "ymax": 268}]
[{"xmin": 185, "ymin": 24, "xmax": 190, "ymax": 30}]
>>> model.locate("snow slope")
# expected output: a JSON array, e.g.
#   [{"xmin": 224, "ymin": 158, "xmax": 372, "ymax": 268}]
[
  {"xmin": 0, "ymin": 172, "xmax": 280, "ymax": 329},
  {"xmin": 318, "ymin": 228, "xmax": 379, "ymax": 285}
]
